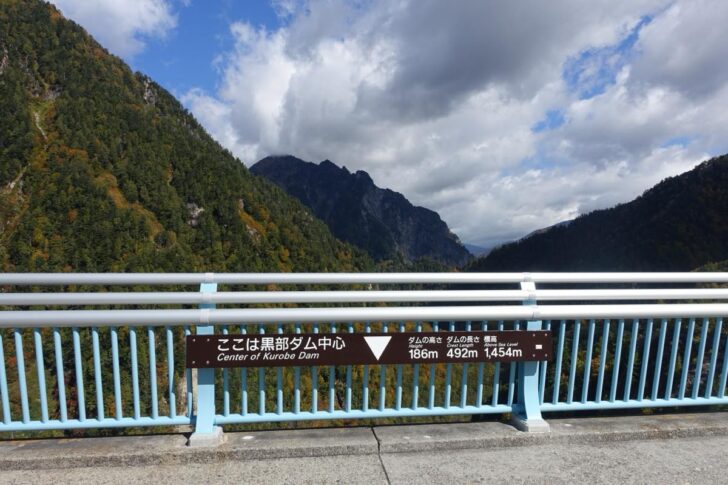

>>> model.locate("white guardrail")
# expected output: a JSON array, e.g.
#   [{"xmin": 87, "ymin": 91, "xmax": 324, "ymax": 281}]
[{"xmin": 0, "ymin": 272, "xmax": 726, "ymax": 438}]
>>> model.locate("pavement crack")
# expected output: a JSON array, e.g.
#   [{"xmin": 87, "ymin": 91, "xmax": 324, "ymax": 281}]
[{"xmin": 371, "ymin": 427, "xmax": 392, "ymax": 485}]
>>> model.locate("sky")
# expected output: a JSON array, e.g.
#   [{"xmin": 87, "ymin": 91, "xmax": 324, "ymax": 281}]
[{"xmin": 49, "ymin": 0, "xmax": 728, "ymax": 248}]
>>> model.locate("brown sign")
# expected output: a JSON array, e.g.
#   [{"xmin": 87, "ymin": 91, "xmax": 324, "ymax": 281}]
[{"xmin": 186, "ymin": 331, "xmax": 552, "ymax": 368}]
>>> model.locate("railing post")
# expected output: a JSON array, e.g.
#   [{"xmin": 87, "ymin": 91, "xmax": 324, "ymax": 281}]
[
  {"xmin": 511, "ymin": 279, "xmax": 550, "ymax": 432},
  {"xmin": 188, "ymin": 282, "xmax": 224, "ymax": 446}
]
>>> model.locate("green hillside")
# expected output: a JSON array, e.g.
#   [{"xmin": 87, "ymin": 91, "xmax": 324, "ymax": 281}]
[
  {"xmin": 470, "ymin": 154, "xmax": 728, "ymax": 272},
  {"xmin": 0, "ymin": 0, "xmax": 371, "ymax": 274}
]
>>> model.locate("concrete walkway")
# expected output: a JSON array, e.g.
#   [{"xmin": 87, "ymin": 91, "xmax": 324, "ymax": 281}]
[{"xmin": 1, "ymin": 412, "xmax": 726, "ymax": 484}]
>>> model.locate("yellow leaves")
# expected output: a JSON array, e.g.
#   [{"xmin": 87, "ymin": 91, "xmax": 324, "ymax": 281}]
[
  {"xmin": 47, "ymin": 3, "xmax": 63, "ymax": 22},
  {"xmin": 92, "ymin": 47, "xmax": 106, "ymax": 60},
  {"xmin": 54, "ymin": 145, "xmax": 89, "ymax": 164},
  {"xmin": 93, "ymin": 171, "xmax": 164, "ymax": 239},
  {"xmin": 238, "ymin": 208, "xmax": 266, "ymax": 238},
  {"xmin": 258, "ymin": 206, "xmax": 270, "ymax": 221},
  {"xmin": 31, "ymin": 221, "xmax": 46, "ymax": 245}
]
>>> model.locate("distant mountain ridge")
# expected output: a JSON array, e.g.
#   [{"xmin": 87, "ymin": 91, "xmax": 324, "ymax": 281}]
[
  {"xmin": 251, "ymin": 156, "xmax": 472, "ymax": 266},
  {"xmin": 470, "ymin": 154, "xmax": 728, "ymax": 272},
  {"xmin": 464, "ymin": 243, "xmax": 492, "ymax": 257}
]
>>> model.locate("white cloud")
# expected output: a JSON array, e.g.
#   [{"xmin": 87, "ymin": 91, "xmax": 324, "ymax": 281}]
[
  {"xmin": 633, "ymin": 0, "xmax": 728, "ymax": 98},
  {"xmin": 184, "ymin": 0, "xmax": 728, "ymax": 247},
  {"xmin": 50, "ymin": 0, "xmax": 177, "ymax": 58}
]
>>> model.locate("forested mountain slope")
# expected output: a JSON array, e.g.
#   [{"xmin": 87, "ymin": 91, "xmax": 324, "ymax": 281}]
[
  {"xmin": 0, "ymin": 0, "xmax": 371, "ymax": 274},
  {"xmin": 471, "ymin": 154, "xmax": 728, "ymax": 271}
]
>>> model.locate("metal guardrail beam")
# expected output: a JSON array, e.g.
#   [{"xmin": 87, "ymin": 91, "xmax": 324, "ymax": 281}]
[
  {"xmin": 2, "ymin": 303, "xmax": 728, "ymax": 327},
  {"xmin": 4, "ymin": 288, "xmax": 728, "ymax": 306},
  {"xmin": 2, "ymin": 272, "xmax": 728, "ymax": 285},
  {"xmin": 0, "ymin": 290, "xmax": 527, "ymax": 305}
]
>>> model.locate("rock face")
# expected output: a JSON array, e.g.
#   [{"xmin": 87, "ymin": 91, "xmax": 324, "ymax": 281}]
[{"xmin": 251, "ymin": 156, "xmax": 472, "ymax": 267}]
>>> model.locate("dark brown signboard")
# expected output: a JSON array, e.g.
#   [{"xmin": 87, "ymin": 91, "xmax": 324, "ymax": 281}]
[{"xmin": 186, "ymin": 331, "xmax": 552, "ymax": 368}]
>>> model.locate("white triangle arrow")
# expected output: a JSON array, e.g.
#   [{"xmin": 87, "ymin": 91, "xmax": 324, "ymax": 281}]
[{"xmin": 364, "ymin": 336, "xmax": 392, "ymax": 360}]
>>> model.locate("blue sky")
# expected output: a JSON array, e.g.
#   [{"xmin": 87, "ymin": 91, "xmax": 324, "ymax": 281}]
[
  {"xmin": 562, "ymin": 16, "xmax": 652, "ymax": 101},
  {"xmin": 132, "ymin": 1, "xmax": 283, "ymax": 97},
  {"xmin": 49, "ymin": 0, "xmax": 728, "ymax": 247}
]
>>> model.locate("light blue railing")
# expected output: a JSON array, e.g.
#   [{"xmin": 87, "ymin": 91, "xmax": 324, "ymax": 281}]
[{"xmin": 0, "ymin": 272, "xmax": 727, "ymax": 440}]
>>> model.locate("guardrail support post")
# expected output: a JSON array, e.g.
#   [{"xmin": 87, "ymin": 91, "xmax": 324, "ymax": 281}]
[
  {"xmin": 189, "ymin": 282, "xmax": 224, "ymax": 446},
  {"xmin": 511, "ymin": 280, "xmax": 550, "ymax": 433}
]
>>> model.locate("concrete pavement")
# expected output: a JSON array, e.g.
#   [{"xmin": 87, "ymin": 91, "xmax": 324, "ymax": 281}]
[{"xmin": 0, "ymin": 411, "xmax": 726, "ymax": 484}]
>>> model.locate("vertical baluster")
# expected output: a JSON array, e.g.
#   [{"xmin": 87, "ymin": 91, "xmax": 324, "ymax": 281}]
[
  {"xmin": 412, "ymin": 321, "xmax": 422, "ymax": 410},
  {"xmin": 240, "ymin": 325, "xmax": 248, "ymax": 416},
  {"xmin": 651, "ymin": 319, "xmax": 668, "ymax": 400},
  {"xmin": 539, "ymin": 321, "xmax": 551, "ymax": 405},
  {"xmin": 637, "ymin": 319, "xmax": 654, "ymax": 401},
  {"xmin": 623, "ymin": 320, "xmax": 639, "ymax": 401},
  {"xmin": 33, "ymin": 328, "xmax": 49, "ymax": 422},
  {"xmin": 379, "ymin": 323, "xmax": 387, "ymax": 411},
  {"xmin": 428, "ymin": 322, "xmax": 438, "ymax": 409},
  {"xmin": 704, "ymin": 318, "xmax": 723, "ymax": 398},
  {"xmin": 691, "ymin": 318, "xmax": 710, "ymax": 399},
  {"xmin": 147, "ymin": 327, "xmax": 158, "ymax": 419},
  {"xmin": 476, "ymin": 321, "xmax": 487, "ymax": 408},
  {"xmin": 293, "ymin": 323, "xmax": 301, "ymax": 414},
  {"xmin": 395, "ymin": 322, "xmax": 405, "ymax": 411},
  {"xmin": 581, "ymin": 320, "xmax": 596, "ymax": 403},
  {"xmin": 91, "ymin": 327, "xmax": 104, "ymax": 420},
  {"xmin": 14, "ymin": 329, "xmax": 29, "ymax": 423},
  {"xmin": 507, "ymin": 321, "xmax": 520, "ymax": 406},
  {"xmin": 553, "ymin": 320, "xmax": 566, "ymax": 404},
  {"xmin": 346, "ymin": 322, "xmax": 354, "ymax": 413},
  {"xmin": 678, "ymin": 318, "xmax": 695, "ymax": 399},
  {"xmin": 222, "ymin": 325, "xmax": 230, "ymax": 417},
  {"xmin": 0, "ymin": 332, "xmax": 10, "ymax": 424},
  {"xmin": 460, "ymin": 321, "xmax": 471, "ymax": 408},
  {"xmin": 72, "ymin": 327, "xmax": 86, "ymax": 421},
  {"xmin": 130, "ymin": 327, "xmax": 140, "ymax": 419},
  {"xmin": 567, "ymin": 320, "xmax": 581, "ymax": 404},
  {"xmin": 110, "ymin": 327, "xmax": 122, "ymax": 419},
  {"xmin": 184, "ymin": 326, "xmax": 192, "ymax": 417},
  {"xmin": 258, "ymin": 326, "xmax": 266, "ymax": 415},
  {"xmin": 362, "ymin": 322, "xmax": 370, "ymax": 412},
  {"xmin": 609, "ymin": 320, "xmax": 625, "ymax": 403},
  {"xmin": 311, "ymin": 323, "xmax": 319, "ymax": 414},
  {"xmin": 166, "ymin": 326, "xmax": 176, "ymax": 418},
  {"xmin": 52, "ymin": 328, "xmax": 68, "ymax": 423},
  {"xmin": 328, "ymin": 323, "xmax": 337, "ymax": 414},
  {"xmin": 444, "ymin": 321, "xmax": 455, "ymax": 409},
  {"xmin": 665, "ymin": 319, "xmax": 682, "ymax": 400},
  {"xmin": 492, "ymin": 321, "xmax": 504, "ymax": 406},
  {"xmin": 718, "ymin": 333, "xmax": 728, "ymax": 398},
  {"xmin": 594, "ymin": 320, "xmax": 609, "ymax": 403},
  {"xmin": 276, "ymin": 324, "xmax": 284, "ymax": 415}
]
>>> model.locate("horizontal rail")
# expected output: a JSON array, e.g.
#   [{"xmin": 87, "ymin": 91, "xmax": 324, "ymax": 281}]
[
  {"xmin": 2, "ymin": 304, "xmax": 728, "ymax": 327},
  {"xmin": 0, "ymin": 416, "xmax": 191, "ymax": 433},
  {"xmin": 214, "ymin": 405, "xmax": 513, "ymax": 425},
  {"xmin": 0, "ymin": 290, "xmax": 527, "ymax": 305},
  {"xmin": 3, "ymin": 272, "xmax": 728, "ymax": 286},
  {"xmin": 540, "ymin": 397, "xmax": 728, "ymax": 413},
  {"xmin": 4, "ymin": 288, "xmax": 728, "ymax": 306}
]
